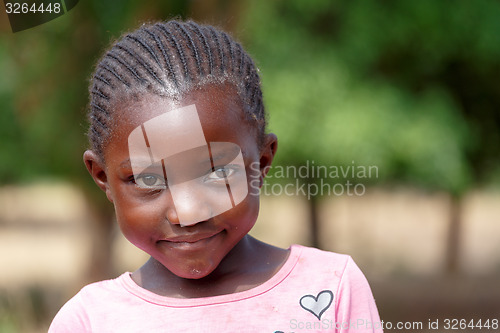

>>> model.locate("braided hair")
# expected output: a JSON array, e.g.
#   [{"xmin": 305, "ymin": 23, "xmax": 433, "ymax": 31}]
[{"xmin": 88, "ymin": 20, "xmax": 266, "ymax": 159}]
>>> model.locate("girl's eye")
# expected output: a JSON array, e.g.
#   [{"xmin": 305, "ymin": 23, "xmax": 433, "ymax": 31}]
[
  {"xmin": 205, "ymin": 166, "xmax": 236, "ymax": 181},
  {"xmin": 134, "ymin": 174, "xmax": 166, "ymax": 189}
]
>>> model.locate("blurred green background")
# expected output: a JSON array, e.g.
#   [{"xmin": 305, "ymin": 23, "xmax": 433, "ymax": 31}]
[{"xmin": 1, "ymin": 0, "xmax": 500, "ymax": 332}]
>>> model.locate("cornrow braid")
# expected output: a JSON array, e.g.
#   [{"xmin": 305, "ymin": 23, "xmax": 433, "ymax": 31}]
[
  {"xmin": 88, "ymin": 20, "xmax": 266, "ymax": 159},
  {"xmin": 144, "ymin": 27, "xmax": 180, "ymax": 88}
]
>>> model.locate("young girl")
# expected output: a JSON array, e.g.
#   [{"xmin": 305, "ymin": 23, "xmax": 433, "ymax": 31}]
[{"xmin": 49, "ymin": 20, "xmax": 382, "ymax": 332}]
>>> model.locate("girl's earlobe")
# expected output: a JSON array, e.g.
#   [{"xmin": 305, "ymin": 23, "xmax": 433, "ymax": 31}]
[
  {"xmin": 259, "ymin": 133, "xmax": 278, "ymax": 179},
  {"xmin": 83, "ymin": 150, "xmax": 114, "ymax": 203}
]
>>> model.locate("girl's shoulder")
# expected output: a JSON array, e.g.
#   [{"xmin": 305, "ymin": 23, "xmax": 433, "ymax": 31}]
[
  {"xmin": 290, "ymin": 244, "xmax": 353, "ymax": 272},
  {"xmin": 286, "ymin": 244, "xmax": 371, "ymax": 295},
  {"xmin": 73, "ymin": 273, "xmax": 130, "ymax": 302},
  {"xmin": 48, "ymin": 273, "xmax": 131, "ymax": 332}
]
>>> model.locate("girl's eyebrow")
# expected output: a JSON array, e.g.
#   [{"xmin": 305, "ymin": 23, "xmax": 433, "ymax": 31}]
[
  {"xmin": 210, "ymin": 151, "xmax": 234, "ymax": 164},
  {"xmin": 120, "ymin": 158, "xmax": 161, "ymax": 169},
  {"xmin": 209, "ymin": 144, "xmax": 240, "ymax": 163},
  {"xmin": 119, "ymin": 159, "xmax": 132, "ymax": 168}
]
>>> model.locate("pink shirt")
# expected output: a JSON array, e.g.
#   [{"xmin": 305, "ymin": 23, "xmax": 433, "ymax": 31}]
[{"xmin": 49, "ymin": 245, "xmax": 382, "ymax": 332}]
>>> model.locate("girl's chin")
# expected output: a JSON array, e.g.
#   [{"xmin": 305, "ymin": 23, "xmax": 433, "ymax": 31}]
[
  {"xmin": 166, "ymin": 260, "xmax": 220, "ymax": 280},
  {"xmin": 180, "ymin": 268, "xmax": 214, "ymax": 279}
]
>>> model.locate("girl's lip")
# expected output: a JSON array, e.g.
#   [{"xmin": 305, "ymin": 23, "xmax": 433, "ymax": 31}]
[
  {"xmin": 157, "ymin": 232, "xmax": 222, "ymax": 251},
  {"xmin": 160, "ymin": 230, "xmax": 221, "ymax": 244}
]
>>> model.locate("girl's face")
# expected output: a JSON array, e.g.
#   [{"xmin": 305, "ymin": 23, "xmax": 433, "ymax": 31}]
[{"xmin": 85, "ymin": 83, "xmax": 276, "ymax": 279}]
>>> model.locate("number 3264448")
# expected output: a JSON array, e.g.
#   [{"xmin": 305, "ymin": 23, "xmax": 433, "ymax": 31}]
[
  {"xmin": 443, "ymin": 319, "xmax": 499, "ymax": 330},
  {"xmin": 5, "ymin": 2, "xmax": 61, "ymax": 14}
]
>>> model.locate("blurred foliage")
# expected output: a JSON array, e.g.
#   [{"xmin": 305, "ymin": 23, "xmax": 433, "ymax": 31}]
[
  {"xmin": 242, "ymin": 0, "xmax": 500, "ymax": 194},
  {"xmin": 0, "ymin": 0, "xmax": 190, "ymax": 194},
  {"xmin": 1, "ymin": 0, "xmax": 500, "ymax": 196}
]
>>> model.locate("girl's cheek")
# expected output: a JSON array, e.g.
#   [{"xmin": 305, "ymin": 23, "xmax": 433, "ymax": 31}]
[
  {"xmin": 116, "ymin": 208, "xmax": 162, "ymax": 243},
  {"xmin": 115, "ymin": 196, "xmax": 166, "ymax": 224}
]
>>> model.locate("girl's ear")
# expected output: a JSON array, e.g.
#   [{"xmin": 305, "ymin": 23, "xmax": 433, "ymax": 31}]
[
  {"xmin": 259, "ymin": 133, "xmax": 278, "ymax": 181},
  {"xmin": 83, "ymin": 150, "xmax": 114, "ymax": 203}
]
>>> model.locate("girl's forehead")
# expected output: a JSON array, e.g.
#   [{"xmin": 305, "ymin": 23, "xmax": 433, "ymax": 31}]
[{"xmin": 113, "ymin": 83, "xmax": 244, "ymax": 132}]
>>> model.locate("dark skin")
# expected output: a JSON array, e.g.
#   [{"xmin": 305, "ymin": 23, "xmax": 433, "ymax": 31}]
[{"xmin": 84, "ymin": 83, "xmax": 289, "ymax": 298}]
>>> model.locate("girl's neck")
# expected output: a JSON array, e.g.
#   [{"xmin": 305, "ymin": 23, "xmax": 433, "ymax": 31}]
[{"xmin": 131, "ymin": 235, "xmax": 290, "ymax": 298}]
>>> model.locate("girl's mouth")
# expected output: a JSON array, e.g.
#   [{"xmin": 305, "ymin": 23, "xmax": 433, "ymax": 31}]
[{"xmin": 158, "ymin": 230, "xmax": 222, "ymax": 250}]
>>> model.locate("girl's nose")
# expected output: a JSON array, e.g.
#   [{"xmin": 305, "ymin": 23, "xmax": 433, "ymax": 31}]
[
  {"xmin": 166, "ymin": 206, "xmax": 181, "ymax": 225},
  {"xmin": 166, "ymin": 186, "xmax": 212, "ymax": 227}
]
